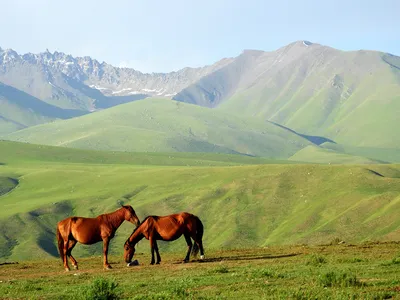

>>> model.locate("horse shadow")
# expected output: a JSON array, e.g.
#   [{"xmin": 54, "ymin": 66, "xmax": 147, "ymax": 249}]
[{"xmin": 173, "ymin": 252, "xmax": 301, "ymax": 264}]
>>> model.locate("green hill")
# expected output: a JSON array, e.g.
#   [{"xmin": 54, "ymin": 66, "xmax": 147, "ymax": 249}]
[
  {"xmin": 288, "ymin": 145, "xmax": 387, "ymax": 164},
  {"xmin": 0, "ymin": 140, "xmax": 285, "ymax": 166},
  {"xmin": 0, "ymin": 82, "xmax": 86, "ymax": 135},
  {"xmin": 220, "ymin": 49, "xmax": 400, "ymax": 149},
  {"xmin": 3, "ymin": 98, "xmax": 311, "ymax": 158},
  {"xmin": 320, "ymin": 142, "xmax": 400, "ymax": 163},
  {"xmin": 0, "ymin": 141, "xmax": 399, "ymax": 262},
  {"xmin": 175, "ymin": 42, "xmax": 400, "ymax": 150}
]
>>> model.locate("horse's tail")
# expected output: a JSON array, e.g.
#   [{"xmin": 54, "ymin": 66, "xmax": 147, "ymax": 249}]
[
  {"xmin": 191, "ymin": 215, "xmax": 204, "ymax": 258},
  {"xmin": 56, "ymin": 224, "xmax": 64, "ymax": 261}
]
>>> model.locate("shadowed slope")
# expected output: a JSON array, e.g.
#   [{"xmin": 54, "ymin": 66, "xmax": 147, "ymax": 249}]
[{"xmin": 0, "ymin": 82, "xmax": 86, "ymax": 135}]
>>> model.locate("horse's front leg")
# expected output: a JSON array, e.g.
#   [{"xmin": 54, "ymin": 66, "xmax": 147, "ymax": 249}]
[{"xmin": 102, "ymin": 238, "xmax": 112, "ymax": 269}]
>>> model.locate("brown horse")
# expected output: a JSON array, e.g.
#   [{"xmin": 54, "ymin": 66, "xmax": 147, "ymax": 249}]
[
  {"xmin": 56, "ymin": 205, "xmax": 140, "ymax": 271},
  {"xmin": 124, "ymin": 212, "xmax": 205, "ymax": 265}
]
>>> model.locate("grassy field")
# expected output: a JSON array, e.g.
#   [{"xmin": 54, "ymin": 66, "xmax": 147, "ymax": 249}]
[
  {"xmin": 2, "ymin": 98, "xmax": 311, "ymax": 158},
  {"xmin": 0, "ymin": 140, "xmax": 285, "ymax": 167},
  {"xmin": 0, "ymin": 243, "xmax": 399, "ymax": 299},
  {"xmin": 0, "ymin": 141, "xmax": 399, "ymax": 264}
]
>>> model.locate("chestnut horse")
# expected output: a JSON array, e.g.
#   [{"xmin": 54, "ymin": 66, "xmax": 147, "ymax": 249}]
[
  {"xmin": 56, "ymin": 205, "xmax": 140, "ymax": 271},
  {"xmin": 124, "ymin": 212, "xmax": 205, "ymax": 265}
]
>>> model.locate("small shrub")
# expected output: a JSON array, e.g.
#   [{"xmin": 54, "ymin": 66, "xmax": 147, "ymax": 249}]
[
  {"xmin": 260, "ymin": 268, "xmax": 275, "ymax": 278},
  {"xmin": 367, "ymin": 291, "xmax": 396, "ymax": 300},
  {"xmin": 318, "ymin": 270, "xmax": 362, "ymax": 288},
  {"xmin": 213, "ymin": 266, "xmax": 229, "ymax": 274},
  {"xmin": 82, "ymin": 277, "xmax": 120, "ymax": 300},
  {"xmin": 306, "ymin": 254, "xmax": 327, "ymax": 266},
  {"xmin": 253, "ymin": 268, "xmax": 285, "ymax": 279},
  {"xmin": 348, "ymin": 257, "xmax": 364, "ymax": 263},
  {"xmin": 171, "ymin": 287, "xmax": 190, "ymax": 298},
  {"xmin": 391, "ymin": 257, "xmax": 400, "ymax": 265},
  {"xmin": 381, "ymin": 256, "xmax": 400, "ymax": 266}
]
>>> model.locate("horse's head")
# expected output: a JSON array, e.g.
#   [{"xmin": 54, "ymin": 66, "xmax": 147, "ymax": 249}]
[
  {"xmin": 124, "ymin": 240, "xmax": 135, "ymax": 263},
  {"xmin": 122, "ymin": 205, "xmax": 140, "ymax": 227}
]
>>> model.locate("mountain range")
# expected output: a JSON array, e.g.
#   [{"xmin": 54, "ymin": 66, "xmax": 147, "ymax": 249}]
[{"xmin": 1, "ymin": 41, "xmax": 399, "ymax": 161}]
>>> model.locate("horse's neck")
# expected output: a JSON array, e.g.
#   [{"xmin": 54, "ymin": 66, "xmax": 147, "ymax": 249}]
[
  {"xmin": 129, "ymin": 227, "xmax": 144, "ymax": 245},
  {"xmin": 104, "ymin": 209, "xmax": 125, "ymax": 230}
]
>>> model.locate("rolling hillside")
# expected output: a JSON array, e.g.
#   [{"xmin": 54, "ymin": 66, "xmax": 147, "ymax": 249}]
[
  {"xmin": 3, "ymin": 98, "xmax": 312, "ymax": 158},
  {"xmin": 175, "ymin": 41, "xmax": 400, "ymax": 149},
  {"xmin": 0, "ymin": 82, "xmax": 86, "ymax": 135},
  {"xmin": 0, "ymin": 142, "xmax": 399, "ymax": 261},
  {"xmin": 0, "ymin": 47, "xmax": 232, "ymax": 135},
  {"xmin": 288, "ymin": 145, "xmax": 386, "ymax": 164},
  {"xmin": 1, "ymin": 41, "xmax": 399, "ymax": 161},
  {"xmin": 0, "ymin": 140, "xmax": 282, "ymax": 166}
]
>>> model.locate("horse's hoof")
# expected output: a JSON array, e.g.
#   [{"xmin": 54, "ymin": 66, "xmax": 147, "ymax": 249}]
[
  {"xmin": 183, "ymin": 259, "xmax": 189, "ymax": 263},
  {"xmin": 73, "ymin": 265, "xmax": 78, "ymax": 270},
  {"xmin": 65, "ymin": 268, "xmax": 70, "ymax": 272},
  {"xmin": 156, "ymin": 262, "xmax": 160, "ymax": 265},
  {"xmin": 105, "ymin": 265, "xmax": 112, "ymax": 270},
  {"xmin": 200, "ymin": 255, "xmax": 205, "ymax": 260}
]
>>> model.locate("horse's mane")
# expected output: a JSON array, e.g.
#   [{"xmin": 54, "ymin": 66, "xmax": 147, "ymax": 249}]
[{"xmin": 128, "ymin": 215, "xmax": 158, "ymax": 237}]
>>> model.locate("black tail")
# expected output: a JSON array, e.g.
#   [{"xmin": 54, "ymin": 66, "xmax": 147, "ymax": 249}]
[{"xmin": 191, "ymin": 215, "xmax": 204, "ymax": 257}]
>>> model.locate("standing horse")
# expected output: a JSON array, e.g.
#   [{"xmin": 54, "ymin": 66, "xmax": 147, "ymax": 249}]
[
  {"xmin": 123, "ymin": 212, "xmax": 205, "ymax": 265},
  {"xmin": 56, "ymin": 205, "xmax": 140, "ymax": 271}
]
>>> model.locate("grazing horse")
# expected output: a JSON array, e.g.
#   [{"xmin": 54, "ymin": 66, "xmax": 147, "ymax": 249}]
[
  {"xmin": 124, "ymin": 212, "xmax": 205, "ymax": 265},
  {"xmin": 56, "ymin": 205, "xmax": 140, "ymax": 271}
]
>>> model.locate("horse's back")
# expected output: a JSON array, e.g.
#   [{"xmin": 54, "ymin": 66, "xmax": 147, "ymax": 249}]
[{"xmin": 58, "ymin": 216, "xmax": 102, "ymax": 244}]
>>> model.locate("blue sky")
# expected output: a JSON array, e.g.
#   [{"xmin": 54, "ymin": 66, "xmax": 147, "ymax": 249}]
[{"xmin": 1, "ymin": 0, "xmax": 399, "ymax": 72}]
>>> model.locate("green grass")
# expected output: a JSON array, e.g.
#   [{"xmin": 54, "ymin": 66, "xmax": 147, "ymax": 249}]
[
  {"xmin": 321, "ymin": 142, "xmax": 400, "ymax": 163},
  {"xmin": 0, "ymin": 141, "xmax": 399, "ymax": 262},
  {"xmin": 2, "ymin": 98, "xmax": 311, "ymax": 158},
  {"xmin": 0, "ymin": 176, "xmax": 18, "ymax": 196},
  {"xmin": 288, "ymin": 145, "xmax": 386, "ymax": 164},
  {"xmin": 0, "ymin": 243, "xmax": 399, "ymax": 299},
  {"xmin": 0, "ymin": 140, "xmax": 288, "ymax": 167}
]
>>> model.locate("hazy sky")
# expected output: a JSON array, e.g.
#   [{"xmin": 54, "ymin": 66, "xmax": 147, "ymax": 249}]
[{"xmin": 1, "ymin": 0, "xmax": 399, "ymax": 73}]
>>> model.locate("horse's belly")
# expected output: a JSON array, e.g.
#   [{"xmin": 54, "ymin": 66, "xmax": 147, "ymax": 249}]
[
  {"xmin": 73, "ymin": 223, "xmax": 102, "ymax": 244},
  {"xmin": 159, "ymin": 231, "xmax": 182, "ymax": 241},
  {"xmin": 77, "ymin": 235, "xmax": 102, "ymax": 245}
]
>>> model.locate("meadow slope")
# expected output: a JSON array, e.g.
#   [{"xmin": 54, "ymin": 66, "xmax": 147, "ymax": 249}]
[
  {"xmin": 3, "ymin": 98, "xmax": 311, "ymax": 158},
  {"xmin": 0, "ymin": 142, "xmax": 399, "ymax": 263}
]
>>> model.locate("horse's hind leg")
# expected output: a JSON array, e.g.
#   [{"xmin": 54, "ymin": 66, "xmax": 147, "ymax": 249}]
[
  {"xmin": 63, "ymin": 240, "xmax": 70, "ymax": 271},
  {"xmin": 183, "ymin": 234, "xmax": 193, "ymax": 263},
  {"xmin": 198, "ymin": 241, "xmax": 205, "ymax": 260},
  {"xmin": 67, "ymin": 240, "xmax": 78, "ymax": 270},
  {"xmin": 190, "ymin": 233, "xmax": 205, "ymax": 260},
  {"xmin": 154, "ymin": 240, "xmax": 161, "ymax": 264},
  {"xmin": 149, "ymin": 237, "xmax": 156, "ymax": 265}
]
